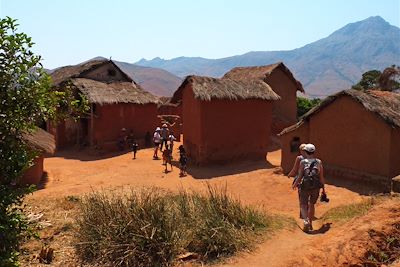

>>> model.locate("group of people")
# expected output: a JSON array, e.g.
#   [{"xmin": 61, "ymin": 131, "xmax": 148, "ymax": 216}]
[
  {"xmin": 153, "ymin": 124, "xmax": 187, "ymax": 175},
  {"xmin": 288, "ymin": 143, "xmax": 327, "ymax": 233}
]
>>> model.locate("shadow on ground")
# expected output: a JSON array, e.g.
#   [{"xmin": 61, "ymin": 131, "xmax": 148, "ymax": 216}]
[
  {"xmin": 51, "ymin": 147, "xmax": 148, "ymax": 161},
  {"xmin": 36, "ymin": 171, "xmax": 49, "ymax": 190},
  {"xmin": 176, "ymin": 159, "xmax": 277, "ymax": 179},
  {"xmin": 326, "ymin": 176, "xmax": 385, "ymax": 196}
]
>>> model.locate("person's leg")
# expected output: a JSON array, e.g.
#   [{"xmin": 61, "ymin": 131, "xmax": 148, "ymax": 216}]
[
  {"xmin": 299, "ymin": 190, "xmax": 309, "ymax": 223},
  {"xmin": 308, "ymin": 189, "xmax": 320, "ymax": 230}
]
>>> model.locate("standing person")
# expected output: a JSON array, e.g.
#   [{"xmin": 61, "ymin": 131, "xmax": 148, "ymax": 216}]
[
  {"xmin": 132, "ymin": 139, "xmax": 139, "ymax": 159},
  {"xmin": 153, "ymin": 127, "xmax": 161, "ymax": 159},
  {"xmin": 288, "ymin": 143, "xmax": 307, "ymax": 218},
  {"xmin": 168, "ymin": 132, "xmax": 176, "ymax": 154},
  {"xmin": 178, "ymin": 145, "xmax": 187, "ymax": 177},
  {"xmin": 292, "ymin": 143, "xmax": 326, "ymax": 233},
  {"xmin": 160, "ymin": 124, "xmax": 169, "ymax": 151},
  {"xmin": 163, "ymin": 144, "xmax": 173, "ymax": 172}
]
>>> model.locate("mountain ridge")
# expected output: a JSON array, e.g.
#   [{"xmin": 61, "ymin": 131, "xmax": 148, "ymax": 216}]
[{"xmin": 136, "ymin": 16, "xmax": 400, "ymax": 97}]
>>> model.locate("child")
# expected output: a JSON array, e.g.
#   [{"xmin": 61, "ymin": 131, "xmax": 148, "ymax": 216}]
[
  {"xmin": 178, "ymin": 145, "xmax": 187, "ymax": 177},
  {"xmin": 168, "ymin": 132, "xmax": 176, "ymax": 154},
  {"xmin": 163, "ymin": 144, "xmax": 173, "ymax": 173},
  {"xmin": 132, "ymin": 140, "xmax": 139, "ymax": 159}
]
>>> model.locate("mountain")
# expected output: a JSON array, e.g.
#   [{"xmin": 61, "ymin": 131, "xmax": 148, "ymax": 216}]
[
  {"xmin": 113, "ymin": 61, "xmax": 182, "ymax": 97},
  {"xmin": 136, "ymin": 16, "xmax": 400, "ymax": 97}
]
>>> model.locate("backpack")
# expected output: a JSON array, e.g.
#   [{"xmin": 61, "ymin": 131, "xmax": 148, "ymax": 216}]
[{"xmin": 300, "ymin": 159, "xmax": 321, "ymax": 190}]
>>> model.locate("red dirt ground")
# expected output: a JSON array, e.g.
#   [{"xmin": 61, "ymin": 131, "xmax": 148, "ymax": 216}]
[{"xmin": 21, "ymin": 144, "xmax": 399, "ymax": 266}]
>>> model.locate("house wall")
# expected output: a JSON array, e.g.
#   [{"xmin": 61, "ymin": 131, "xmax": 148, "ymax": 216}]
[
  {"xmin": 390, "ymin": 128, "xmax": 400, "ymax": 178},
  {"xmin": 264, "ymin": 68, "xmax": 298, "ymax": 133},
  {"xmin": 20, "ymin": 156, "xmax": 44, "ymax": 185},
  {"xmin": 82, "ymin": 62, "xmax": 131, "ymax": 82},
  {"xmin": 182, "ymin": 87, "xmax": 203, "ymax": 161},
  {"xmin": 157, "ymin": 104, "xmax": 183, "ymax": 141},
  {"xmin": 183, "ymin": 89, "xmax": 273, "ymax": 164},
  {"xmin": 92, "ymin": 103, "xmax": 158, "ymax": 150},
  {"xmin": 309, "ymin": 96, "xmax": 391, "ymax": 180},
  {"xmin": 47, "ymin": 119, "xmax": 82, "ymax": 150},
  {"xmin": 280, "ymin": 122, "xmax": 310, "ymax": 174}
]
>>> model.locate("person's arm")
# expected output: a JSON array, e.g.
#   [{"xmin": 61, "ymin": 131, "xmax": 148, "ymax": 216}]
[
  {"xmin": 293, "ymin": 162, "xmax": 304, "ymax": 189},
  {"xmin": 319, "ymin": 161, "xmax": 326, "ymax": 192},
  {"xmin": 288, "ymin": 156, "xmax": 300, "ymax": 177}
]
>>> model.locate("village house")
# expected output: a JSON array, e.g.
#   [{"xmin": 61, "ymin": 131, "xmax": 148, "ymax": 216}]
[
  {"xmin": 171, "ymin": 75, "xmax": 280, "ymax": 164},
  {"xmin": 49, "ymin": 60, "xmax": 160, "ymax": 151},
  {"xmin": 223, "ymin": 62, "xmax": 305, "ymax": 133},
  {"xmin": 279, "ymin": 89, "xmax": 400, "ymax": 192},
  {"xmin": 21, "ymin": 128, "xmax": 55, "ymax": 185}
]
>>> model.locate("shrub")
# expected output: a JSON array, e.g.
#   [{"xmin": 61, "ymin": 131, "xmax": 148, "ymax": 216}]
[{"xmin": 75, "ymin": 185, "xmax": 278, "ymax": 266}]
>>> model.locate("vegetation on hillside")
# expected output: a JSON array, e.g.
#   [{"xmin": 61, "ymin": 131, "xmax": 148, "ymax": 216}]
[{"xmin": 75, "ymin": 185, "xmax": 289, "ymax": 266}]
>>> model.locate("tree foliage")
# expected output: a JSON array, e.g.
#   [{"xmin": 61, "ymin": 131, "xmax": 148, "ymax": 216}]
[
  {"xmin": 297, "ymin": 97, "xmax": 321, "ymax": 118},
  {"xmin": 352, "ymin": 66, "xmax": 400, "ymax": 91},
  {"xmin": 0, "ymin": 17, "xmax": 86, "ymax": 266}
]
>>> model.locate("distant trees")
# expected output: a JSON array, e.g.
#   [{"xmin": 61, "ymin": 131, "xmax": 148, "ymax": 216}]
[
  {"xmin": 352, "ymin": 65, "xmax": 400, "ymax": 91},
  {"xmin": 297, "ymin": 97, "xmax": 321, "ymax": 118}
]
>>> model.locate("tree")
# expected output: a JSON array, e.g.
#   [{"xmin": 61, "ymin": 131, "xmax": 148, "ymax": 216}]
[
  {"xmin": 297, "ymin": 97, "xmax": 321, "ymax": 118},
  {"xmin": 0, "ymin": 17, "xmax": 85, "ymax": 266},
  {"xmin": 351, "ymin": 70, "xmax": 381, "ymax": 91}
]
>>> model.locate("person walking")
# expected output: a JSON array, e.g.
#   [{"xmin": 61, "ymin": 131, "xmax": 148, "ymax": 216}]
[
  {"xmin": 178, "ymin": 145, "xmax": 188, "ymax": 177},
  {"xmin": 292, "ymin": 143, "xmax": 326, "ymax": 233},
  {"xmin": 153, "ymin": 127, "xmax": 161, "ymax": 159},
  {"xmin": 168, "ymin": 132, "xmax": 176, "ymax": 154},
  {"xmin": 160, "ymin": 124, "xmax": 169, "ymax": 151},
  {"xmin": 288, "ymin": 143, "xmax": 307, "ymax": 218},
  {"xmin": 132, "ymin": 139, "xmax": 139, "ymax": 159}
]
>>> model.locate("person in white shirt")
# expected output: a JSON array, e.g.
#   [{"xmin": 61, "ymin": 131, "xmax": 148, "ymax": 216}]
[{"xmin": 153, "ymin": 127, "xmax": 161, "ymax": 159}]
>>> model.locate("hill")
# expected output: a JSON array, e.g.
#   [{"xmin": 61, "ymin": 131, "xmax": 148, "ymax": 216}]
[{"xmin": 136, "ymin": 16, "xmax": 400, "ymax": 97}]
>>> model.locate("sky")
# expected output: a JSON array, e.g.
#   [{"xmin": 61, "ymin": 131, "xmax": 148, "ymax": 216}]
[{"xmin": 1, "ymin": 0, "xmax": 399, "ymax": 69}]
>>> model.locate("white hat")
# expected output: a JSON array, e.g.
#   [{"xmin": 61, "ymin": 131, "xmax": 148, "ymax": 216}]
[
  {"xmin": 156, "ymin": 127, "xmax": 161, "ymax": 131},
  {"xmin": 303, "ymin": 143, "xmax": 316, "ymax": 153}
]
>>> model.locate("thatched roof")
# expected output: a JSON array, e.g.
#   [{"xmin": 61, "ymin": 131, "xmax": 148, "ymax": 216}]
[
  {"xmin": 71, "ymin": 78, "xmax": 160, "ymax": 105},
  {"xmin": 279, "ymin": 89, "xmax": 400, "ymax": 135},
  {"xmin": 223, "ymin": 62, "xmax": 305, "ymax": 93},
  {"xmin": 22, "ymin": 128, "xmax": 55, "ymax": 154},
  {"xmin": 50, "ymin": 59, "xmax": 133, "ymax": 86},
  {"xmin": 171, "ymin": 75, "xmax": 280, "ymax": 103}
]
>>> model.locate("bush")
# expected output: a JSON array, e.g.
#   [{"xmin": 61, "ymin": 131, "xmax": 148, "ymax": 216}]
[{"xmin": 75, "ymin": 185, "xmax": 277, "ymax": 266}]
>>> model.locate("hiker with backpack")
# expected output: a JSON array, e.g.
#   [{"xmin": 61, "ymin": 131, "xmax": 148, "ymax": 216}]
[
  {"xmin": 288, "ymin": 143, "xmax": 307, "ymax": 218},
  {"xmin": 292, "ymin": 143, "xmax": 326, "ymax": 233}
]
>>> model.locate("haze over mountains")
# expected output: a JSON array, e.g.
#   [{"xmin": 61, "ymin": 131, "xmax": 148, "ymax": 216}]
[{"xmin": 136, "ymin": 16, "xmax": 400, "ymax": 97}]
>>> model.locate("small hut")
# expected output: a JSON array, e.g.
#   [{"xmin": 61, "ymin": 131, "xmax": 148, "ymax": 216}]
[
  {"xmin": 223, "ymin": 62, "xmax": 304, "ymax": 133},
  {"xmin": 21, "ymin": 128, "xmax": 55, "ymax": 185},
  {"xmin": 49, "ymin": 59, "xmax": 160, "ymax": 150},
  {"xmin": 279, "ymin": 89, "xmax": 400, "ymax": 192},
  {"xmin": 171, "ymin": 75, "xmax": 280, "ymax": 164}
]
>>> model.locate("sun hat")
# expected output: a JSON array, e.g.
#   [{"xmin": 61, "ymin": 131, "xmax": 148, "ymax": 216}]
[
  {"xmin": 156, "ymin": 127, "xmax": 161, "ymax": 131},
  {"xmin": 162, "ymin": 123, "xmax": 167, "ymax": 128},
  {"xmin": 303, "ymin": 143, "xmax": 316, "ymax": 153}
]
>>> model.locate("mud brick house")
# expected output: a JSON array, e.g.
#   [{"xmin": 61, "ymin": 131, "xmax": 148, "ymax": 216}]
[
  {"xmin": 223, "ymin": 62, "xmax": 304, "ymax": 133},
  {"xmin": 21, "ymin": 128, "xmax": 55, "ymax": 185},
  {"xmin": 49, "ymin": 60, "xmax": 160, "ymax": 150},
  {"xmin": 171, "ymin": 75, "xmax": 280, "ymax": 164},
  {"xmin": 279, "ymin": 89, "xmax": 400, "ymax": 192}
]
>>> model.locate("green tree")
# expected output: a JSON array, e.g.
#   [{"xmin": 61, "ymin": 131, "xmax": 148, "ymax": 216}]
[
  {"xmin": 0, "ymin": 17, "xmax": 86, "ymax": 266},
  {"xmin": 297, "ymin": 97, "xmax": 321, "ymax": 118},
  {"xmin": 351, "ymin": 70, "xmax": 381, "ymax": 91}
]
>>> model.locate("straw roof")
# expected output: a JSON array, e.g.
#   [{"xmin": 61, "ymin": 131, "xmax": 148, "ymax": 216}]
[
  {"xmin": 22, "ymin": 128, "xmax": 55, "ymax": 155},
  {"xmin": 171, "ymin": 75, "xmax": 280, "ymax": 103},
  {"xmin": 71, "ymin": 78, "xmax": 160, "ymax": 105},
  {"xmin": 51, "ymin": 59, "xmax": 133, "ymax": 86},
  {"xmin": 223, "ymin": 62, "xmax": 305, "ymax": 93},
  {"xmin": 279, "ymin": 89, "xmax": 400, "ymax": 135}
]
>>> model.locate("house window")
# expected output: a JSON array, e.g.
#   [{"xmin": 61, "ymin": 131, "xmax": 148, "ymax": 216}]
[
  {"xmin": 290, "ymin": 137, "xmax": 301, "ymax": 153},
  {"xmin": 107, "ymin": 68, "xmax": 116, "ymax": 76}
]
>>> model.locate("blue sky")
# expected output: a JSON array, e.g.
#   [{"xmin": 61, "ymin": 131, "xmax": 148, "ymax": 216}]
[{"xmin": 1, "ymin": 0, "xmax": 399, "ymax": 69}]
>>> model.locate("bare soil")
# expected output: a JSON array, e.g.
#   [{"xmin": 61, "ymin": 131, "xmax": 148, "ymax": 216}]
[{"xmin": 20, "ymin": 144, "xmax": 399, "ymax": 266}]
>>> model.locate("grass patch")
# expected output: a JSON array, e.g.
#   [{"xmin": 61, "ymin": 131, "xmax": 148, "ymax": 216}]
[
  {"xmin": 74, "ymin": 184, "xmax": 287, "ymax": 266},
  {"xmin": 322, "ymin": 198, "xmax": 376, "ymax": 223}
]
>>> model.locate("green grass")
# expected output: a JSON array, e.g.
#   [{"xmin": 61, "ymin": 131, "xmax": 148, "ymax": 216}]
[
  {"xmin": 74, "ymin": 184, "xmax": 289, "ymax": 267},
  {"xmin": 322, "ymin": 198, "xmax": 376, "ymax": 223}
]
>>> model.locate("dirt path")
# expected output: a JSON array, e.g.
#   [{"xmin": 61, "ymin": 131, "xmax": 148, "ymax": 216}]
[{"xmin": 25, "ymin": 145, "xmax": 367, "ymax": 266}]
